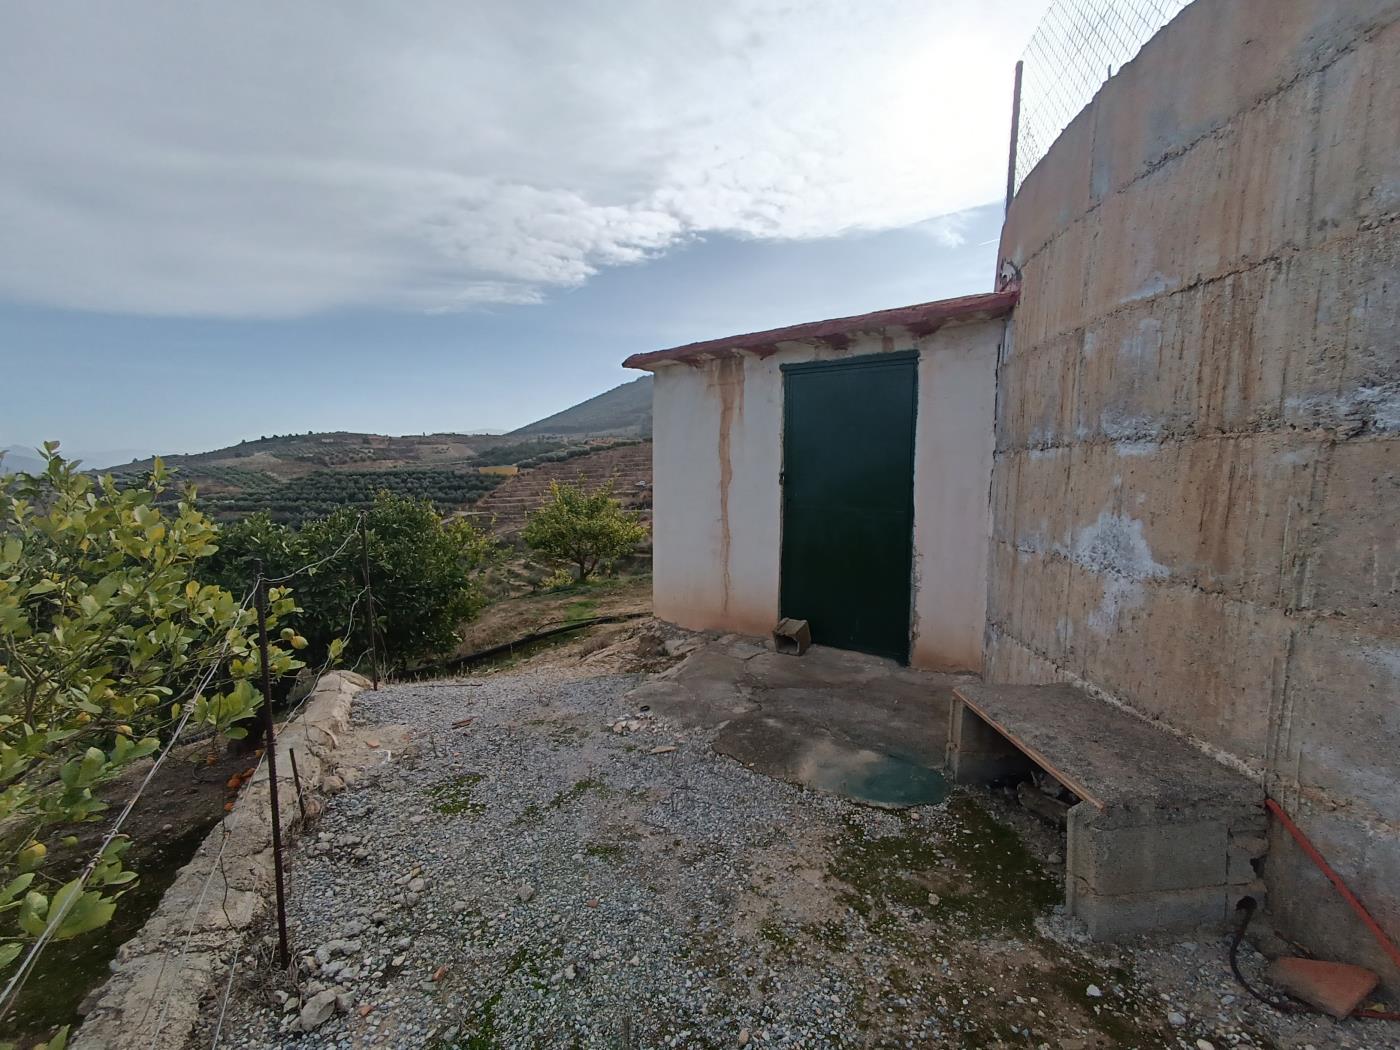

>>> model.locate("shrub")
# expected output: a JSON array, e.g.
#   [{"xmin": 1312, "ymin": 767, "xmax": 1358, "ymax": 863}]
[
  {"xmin": 522, "ymin": 482, "xmax": 647, "ymax": 582},
  {"xmin": 210, "ymin": 492, "xmax": 496, "ymax": 673},
  {"xmin": 0, "ymin": 447, "xmax": 304, "ymax": 976}
]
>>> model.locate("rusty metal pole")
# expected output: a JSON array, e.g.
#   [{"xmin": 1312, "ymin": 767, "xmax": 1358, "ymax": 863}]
[
  {"xmin": 1005, "ymin": 59, "xmax": 1024, "ymax": 217},
  {"xmin": 254, "ymin": 561, "xmax": 291, "ymax": 971},
  {"xmin": 359, "ymin": 517, "xmax": 381, "ymax": 690}
]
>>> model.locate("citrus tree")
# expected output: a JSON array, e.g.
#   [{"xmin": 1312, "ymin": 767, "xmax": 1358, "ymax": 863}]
[
  {"xmin": 522, "ymin": 481, "xmax": 647, "ymax": 582},
  {"xmin": 0, "ymin": 446, "xmax": 305, "ymax": 980},
  {"xmin": 297, "ymin": 492, "xmax": 496, "ymax": 671},
  {"xmin": 208, "ymin": 492, "xmax": 496, "ymax": 673}
]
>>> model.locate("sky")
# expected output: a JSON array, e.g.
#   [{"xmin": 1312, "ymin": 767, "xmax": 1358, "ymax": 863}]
[{"xmin": 1, "ymin": 0, "xmax": 1049, "ymax": 464}]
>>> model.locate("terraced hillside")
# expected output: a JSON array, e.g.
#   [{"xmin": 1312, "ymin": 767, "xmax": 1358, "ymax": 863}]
[
  {"xmin": 100, "ymin": 434, "xmax": 618, "ymax": 524},
  {"xmin": 466, "ymin": 441, "xmax": 653, "ymax": 536},
  {"xmin": 70, "ymin": 377, "xmax": 654, "ymax": 524}
]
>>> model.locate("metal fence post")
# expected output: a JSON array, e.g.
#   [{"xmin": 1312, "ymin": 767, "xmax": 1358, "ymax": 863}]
[
  {"xmin": 254, "ymin": 560, "xmax": 291, "ymax": 971},
  {"xmin": 359, "ymin": 517, "xmax": 381, "ymax": 689},
  {"xmin": 1005, "ymin": 59, "xmax": 1023, "ymax": 216}
]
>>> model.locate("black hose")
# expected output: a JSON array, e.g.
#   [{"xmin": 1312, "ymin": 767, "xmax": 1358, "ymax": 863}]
[{"xmin": 1228, "ymin": 897, "xmax": 1304, "ymax": 1014}]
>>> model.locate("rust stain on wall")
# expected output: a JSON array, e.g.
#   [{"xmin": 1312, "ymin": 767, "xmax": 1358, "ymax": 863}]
[{"xmin": 711, "ymin": 356, "xmax": 745, "ymax": 616}]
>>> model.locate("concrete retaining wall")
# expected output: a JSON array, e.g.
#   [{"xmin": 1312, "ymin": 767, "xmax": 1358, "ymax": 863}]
[
  {"xmin": 71, "ymin": 671, "xmax": 368, "ymax": 1049},
  {"xmin": 994, "ymin": 0, "xmax": 1400, "ymax": 986}
]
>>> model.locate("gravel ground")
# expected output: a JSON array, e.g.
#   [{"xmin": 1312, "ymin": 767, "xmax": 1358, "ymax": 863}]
[{"xmin": 199, "ymin": 646, "xmax": 1399, "ymax": 1050}]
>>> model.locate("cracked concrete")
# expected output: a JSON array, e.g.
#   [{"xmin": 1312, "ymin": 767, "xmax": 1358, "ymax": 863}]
[{"xmin": 626, "ymin": 636, "xmax": 968, "ymax": 808}]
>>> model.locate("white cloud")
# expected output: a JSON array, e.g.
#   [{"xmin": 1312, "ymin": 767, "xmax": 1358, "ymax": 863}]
[{"xmin": 0, "ymin": 0, "xmax": 1043, "ymax": 318}]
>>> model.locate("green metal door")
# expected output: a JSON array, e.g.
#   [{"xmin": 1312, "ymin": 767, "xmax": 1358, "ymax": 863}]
[{"xmin": 780, "ymin": 351, "xmax": 917, "ymax": 663}]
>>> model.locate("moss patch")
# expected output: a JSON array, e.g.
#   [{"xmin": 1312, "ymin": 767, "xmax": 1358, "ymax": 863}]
[
  {"xmin": 825, "ymin": 816, "xmax": 947, "ymax": 919},
  {"xmin": 546, "ymin": 777, "xmax": 611, "ymax": 810},
  {"xmin": 584, "ymin": 841, "xmax": 626, "ymax": 861},
  {"xmin": 936, "ymin": 795, "xmax": 1061, "ymax": 933},
  {"xmin": 429, "ymin": 773, "xmax": 485, "ymax": 816}
]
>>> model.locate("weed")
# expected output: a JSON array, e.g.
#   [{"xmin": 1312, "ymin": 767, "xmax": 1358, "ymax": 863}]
[
  {"xmin": 584, "ymin": 841, "xmax": 626, "ymax": 861},
  {"xmin": 758, "ymin": 919, "xmax": 796, "ymax": 952},
  {"xmin": 546, "ymin": 777, "xmax": 611, "ymax": 809},
  {"xmin": 429, "ymin": 773, "xmax": 485, "ymax": 817},
  {"xmin": 801, "ymin": 920, "xmax": 849, "ymax": 951}
]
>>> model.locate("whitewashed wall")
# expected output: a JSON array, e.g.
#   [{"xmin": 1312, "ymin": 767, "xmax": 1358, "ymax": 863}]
[{"xmin": 647, "ymin": 317, "xmax": 1002, "ymax": 671}]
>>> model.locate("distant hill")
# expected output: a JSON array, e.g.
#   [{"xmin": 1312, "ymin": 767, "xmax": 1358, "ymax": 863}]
[
  {"xmin": 100, "ymin": 431, "xmax": 581, "ymax": 524},
  {"xmin": 112, "ymin": 431, "xmax": 510, "ymax": 479},
  {"xmin": 97, "ymin": 418, "xmax": 646, "ymax": 524},
  {"xmin": 17, "ymin": 379, "xmax": 655, "ymax": 524},
  {"xmin": 1, "ymin": 446, "xmax": 46, "ymax": 474},
  {"xmin": 511, "ymin": 376, "xmax": 652, "ymax": 438}
]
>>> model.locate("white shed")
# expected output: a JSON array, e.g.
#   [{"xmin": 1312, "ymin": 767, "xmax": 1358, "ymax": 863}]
[{"xmin": 624, "ymin": 290, "xmax": 1016, "ymax": 672}]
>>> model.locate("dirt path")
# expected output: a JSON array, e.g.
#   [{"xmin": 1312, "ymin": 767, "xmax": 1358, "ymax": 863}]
[{"xmin": 199, "ymin": 642, "xmax": 1391, "ymax": 1050}]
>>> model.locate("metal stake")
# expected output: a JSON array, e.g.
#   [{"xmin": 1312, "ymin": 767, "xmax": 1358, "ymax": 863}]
[
  {"xmin": 1004, "ymin": 59, "xmax": 1024, "ymax": 216},
  {"xmin": 359, "ymin": 517, "xmax": 381, "ymax": 689},
  {"xmin": 288, "ymin": 747, "xmax": 308, "ymax": 824},
  {"xmin": 254, "ymin": 560, "xmax": 291, "ymax": 971}
]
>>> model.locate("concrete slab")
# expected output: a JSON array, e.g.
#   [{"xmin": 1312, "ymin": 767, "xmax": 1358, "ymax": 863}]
[
  {"xmin": 952, "ymin": 682, "xmax": 1259, "ymax": 815},
  {"xmin": 626, "ymin": 637, "xmax": 969, "ymax": 809}
]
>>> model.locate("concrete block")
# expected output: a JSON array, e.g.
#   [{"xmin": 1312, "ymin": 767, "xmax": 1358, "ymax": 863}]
[
  {"xmin": 1312, "ymin": 16, "xmax": 1400, "ymax": 238},
  {"xmin": 995, "ymin": 331, "xmax": 1081, "ymax": 451},
  {"xmin": 1061, "ymin": 571, "xmax": 1288, "ymax": 765},
  {"xmin": 1069, "ymin": 817, "xmax": 1227, "ymax": 896},
  {"xmin": 946, "ymin": 702, "xmax": 1036, "ymax": 784},
  {"xmin": 1301, "ymin": 440, "xmax": 1400, "ymax": 623},
  {"xmin": 771, "ymin": 617, "xmax": 811, "ymax": 655},
  {"xmin": 1004, "ymin": 99, "xmax": 1097, "ymax": 263},
  {"xmin": 982, "ymin": 629, "xmax": 1062, "ymax": 686},
  {"xmin": 986, "ymin": 537, "xmax": 1073, "ymax": 672},
  {"xmin": 1280, "ymin": 620, "xmax": 1400, "ymax": 826},
  {"xmin": 1069, "ymin": 879, "xmax": 1231, "ymax": 939},
  {"xmin": 1227, "ymin": 835, "xmax": 1269, "ymax": 884},
  {"xmin": 1060, "ymin": 437, "xmax": 1320, "ymax": 609},
  {"xmin": 1013, "ymin": 213, "xmax": 1094, "ymax": 350}
]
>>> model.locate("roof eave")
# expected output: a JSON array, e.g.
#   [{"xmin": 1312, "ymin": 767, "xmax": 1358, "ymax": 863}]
[{"xmin": 622, "ymin": 288, "xmax": 1019, "ymax": 371}]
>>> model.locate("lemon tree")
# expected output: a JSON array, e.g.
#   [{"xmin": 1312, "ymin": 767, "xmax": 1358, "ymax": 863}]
[
  {"xmin": 522, "ymin": 481, "xmax": 647, "ymax": 582},
  {"xmin": 0, "ymin": 446, "xmax": 305, "ymax": 976}
]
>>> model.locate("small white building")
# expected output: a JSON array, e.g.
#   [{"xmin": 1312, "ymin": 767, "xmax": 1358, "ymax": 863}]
[{"xmin": 624, "ymin": 290, "xmax": 1016, "ymax": 672}]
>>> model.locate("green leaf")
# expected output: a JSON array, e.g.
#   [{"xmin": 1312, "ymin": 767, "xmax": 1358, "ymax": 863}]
[
  {"xmin": 54, "ymin": 890, "xmax": 115, "ymax": 940},
  {"xmin": 17, "ymin": 891, "xmax": 48, "ymax": 937},
  {"xmin": 0, "ymin": 941, "xmax": 22, "ymax": 971},
  {"xmin": 0, "ymin": 873, "xmax": 34, "ymax": 908}
]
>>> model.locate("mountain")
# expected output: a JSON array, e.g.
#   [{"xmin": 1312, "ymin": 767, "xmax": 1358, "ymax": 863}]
[{"xmin": 511, "ymin": 376, "xmax": 652, "ymax": 438}]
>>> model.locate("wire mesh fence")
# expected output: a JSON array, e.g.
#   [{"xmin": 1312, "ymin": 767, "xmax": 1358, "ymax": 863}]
[{"xmin": 1013, "ymin": 0, "xmax": 1192, "ymax": 192}]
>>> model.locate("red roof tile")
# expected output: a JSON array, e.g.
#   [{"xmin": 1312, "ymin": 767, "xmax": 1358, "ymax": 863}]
[{"xmin": 622, "ymin": 288, "xmax": 1018, "ymax": 370}]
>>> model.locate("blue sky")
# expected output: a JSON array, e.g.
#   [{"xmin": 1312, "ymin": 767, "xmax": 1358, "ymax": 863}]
[{"xmin": 1, "ymin": 2, "xmax": 1042, "ymax": 465}]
